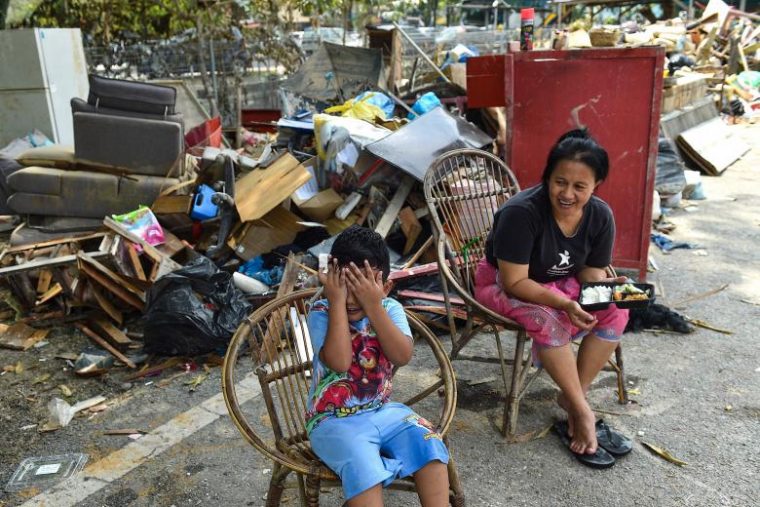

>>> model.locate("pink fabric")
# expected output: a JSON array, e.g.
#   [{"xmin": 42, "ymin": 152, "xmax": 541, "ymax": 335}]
[{"xmin": 473, "ymin": 258, "xmax": 628, "ymax": 354}]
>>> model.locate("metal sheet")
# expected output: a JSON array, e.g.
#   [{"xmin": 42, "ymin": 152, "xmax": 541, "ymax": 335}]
[
  {"xmin": 365, "ymin": 107, "xmax": 492, "ymax": 181},
  {"xmin": 282, "ymin": 43, "xmax": 385, "ymax": 103}
]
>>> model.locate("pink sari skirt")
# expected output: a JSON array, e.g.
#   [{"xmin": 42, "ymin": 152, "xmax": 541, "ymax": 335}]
[{"xmin": 473, "ymin": 258, "xmax": 628, "ymax": 358}]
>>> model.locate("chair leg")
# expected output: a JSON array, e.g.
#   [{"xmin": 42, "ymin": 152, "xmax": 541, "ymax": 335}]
[
  {"xmin": 305, "ymin": 463, "xmax": 321, "ymax": 507},
  {"xmin": 266, "ymin": 463, "xmax": 290, "ymax": 507},
  {"xmin": 614, "ymin": 343, "xmax": 629, "ymax": 404},
  {"xmin": 444, "ymin": 438, "xmax": 466, "ymax": 507},
  {"xmin": 502, "ymin": 329, "xmax": 528, "ymax": 439}
]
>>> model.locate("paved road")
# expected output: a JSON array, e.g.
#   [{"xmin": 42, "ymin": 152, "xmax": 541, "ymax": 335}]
[{"xmin": 1, "ymin": 122, "xmax": 758, "ymax": 507}]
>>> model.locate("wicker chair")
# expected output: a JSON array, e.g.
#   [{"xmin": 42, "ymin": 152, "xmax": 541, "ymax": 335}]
[
  {"xmin": 222, "ymin": 288, "xmax": 465, "ymax": 506},
  {"xmin": 423, "ymin": 148, "xmax": 627, "ymax": 439}
]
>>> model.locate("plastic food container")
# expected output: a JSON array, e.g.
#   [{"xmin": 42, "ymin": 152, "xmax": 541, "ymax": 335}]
[
  {"xmin": 5, "ymin": 453, "xmax": 88, "ymax": 492},
  {"xmin": 578, "ymin": 282, "xmax": 655, "ymax": 311}
]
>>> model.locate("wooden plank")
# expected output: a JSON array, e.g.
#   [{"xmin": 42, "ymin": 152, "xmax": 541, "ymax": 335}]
[
  {"xmin": 77, "ymin": 252, "xmax": 145, "ymax": 302},
  {"xmin": 374, "ymin": 175, "xmax": 415, "ymax": 238},
  {"xmin": 677, "ymin": 117, "xmax": 751, "ymax": 175},
  {"xmin": 0, "ymin": 232, "xmax": 107, "ymax": 256},
  {"xmin": 78, "ymin": 255, "xmax": 144, "ymax": 311},
  {"xmin": 151, "ymin": 194, "xmax": 193, "ymax": 215},
  {"xmin": 126, "ymin": 243, "xmax": 147, "ymax": 281},
  {"xmin": 90, "ymin": 317, "xmax": 133, "ymax": 349},
  {"xmin": 75, "ymin": 323, "xmax": 136, "ymax": 368},
  {"xmin": 403, "ymin": 235, "xmax": 433, "ymax": 269},
  {"xmin": 36, "ymin": 283, "xmax": 62, "ymax": 306},
  {"xmin": 0, "ymin": 251, "xmax": 110, "ymax": 276},
  {"xmin": 398, "ymin": 206, "xmax": 422, "ymax": 255},
  {"xmin": 36, "ymin": 270, "xmax": 53, "ymax": 294},
  {"xmin": 234, "ymin": 152, "xmax": 312, "ymax": 222},
  {"xmin": 90, "ymin": 282, "xmax": 124, "ymax": 326},
  {"xmin": 396, "ymin": 290, "xmax": 466, "ymax": 306},
  {"xmin": 388, "ymin": 261, "xmax": 439, "ymax": 281}
]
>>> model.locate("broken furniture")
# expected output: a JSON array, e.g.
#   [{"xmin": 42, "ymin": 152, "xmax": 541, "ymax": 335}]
[
  {"xmin": 466, "ymin": 47, "xmax": 666, "ymax": 280},
  {"xmin": 222, "ymin": 288, "xmax": 465, "ymax": 506},
  {"xmin": 6, "ymin": 76, "xmax": 185, "ymax": 218},
  {"xmin": 423, "ymin": 148, "xmax": 627, "ymax": 438}
]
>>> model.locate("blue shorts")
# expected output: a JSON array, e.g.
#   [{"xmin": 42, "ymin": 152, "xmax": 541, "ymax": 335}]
[{"xmin": 309, "ymin": 402, "xmax": 450, "ymax": 500}]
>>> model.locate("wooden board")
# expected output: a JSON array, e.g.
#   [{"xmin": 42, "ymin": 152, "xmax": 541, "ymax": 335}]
[
  {"xmin": 677, "ymin": 117, "xmax": 751, "ymax": 175},
  {"xmin": 374, "ymin": 175, "xmax": 415, "ymax": 238},
  {"xmin": 234, "ymin": 153, "xmax": 312, "ymax": 222},
  {"xmin": 151, "ymin": 194, "xmax": 193, "ymax": 215},
  {"xmin": 90, "ymin": 317, "xmax": 133, "ymax": 349}
]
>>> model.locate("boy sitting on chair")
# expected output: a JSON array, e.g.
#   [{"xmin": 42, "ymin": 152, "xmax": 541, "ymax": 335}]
[{"xmin": 306, "ymin": 225, "xmax": 450, "ymax": 507}]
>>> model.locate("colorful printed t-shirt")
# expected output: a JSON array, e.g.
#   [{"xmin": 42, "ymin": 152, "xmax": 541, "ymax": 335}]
[{"xmin": 304, "ymin": 298, "xmax": 412, "ymax": 434}]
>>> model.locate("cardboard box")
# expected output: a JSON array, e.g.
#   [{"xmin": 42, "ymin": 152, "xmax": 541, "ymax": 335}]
[
  {"xmin": 228, "ymin": 206, "xmax": 304, "ymax": 260},
  {"xmin": 235, "ymin": 153, "xmax": 312, "ymax": 222},
  {"xmin": 295, "ymin": 188, "xmax": 344, "ymax": 222}
]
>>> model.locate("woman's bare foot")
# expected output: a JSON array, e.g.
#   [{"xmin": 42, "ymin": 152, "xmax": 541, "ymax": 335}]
[
  {"xmin": 569, "ymin": 405, "xmax": 598, "ymax": 455},
  {"xmin": 557, "ymin": 392, "xmax": 574, "ymax": 437}
]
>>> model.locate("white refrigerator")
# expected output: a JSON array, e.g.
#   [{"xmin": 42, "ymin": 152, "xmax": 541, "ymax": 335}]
[{"xmin": 0, "ymin": 28, "xmax": 89, "ymax": 148}]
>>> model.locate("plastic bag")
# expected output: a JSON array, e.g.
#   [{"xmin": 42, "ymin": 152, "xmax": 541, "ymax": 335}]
[
  {"xmin": 112, "ymin": 206, "xmax": 165, "ymax": 248},
  {"xmin": 408, "ymin": 92, "xmax": 441, "ymax": 120},
  {"xmin": 654, "ymin": 135, "xmax": 686, "ymax": 195},
  {"xmin": 47, "ymin": 398, "xmax": 75, "ymax": 427},
  {"xmin": 324, "ymin": 92, "xmax": 390, "ymax": 121},
  {"xmin": 143, "ymin": 256, "xmax": 252, "ymax": 356}
]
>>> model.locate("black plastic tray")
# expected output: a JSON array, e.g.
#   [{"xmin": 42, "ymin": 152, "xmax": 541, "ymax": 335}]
[{"xmin": 579, "ymin": 282, "xmax": 655, "ymax": 311}]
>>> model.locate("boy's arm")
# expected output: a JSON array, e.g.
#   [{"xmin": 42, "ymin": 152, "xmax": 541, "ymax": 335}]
[
  {"xmin": 346, "ymin": 261, "xmax": 413, "ymax": 367},
  {"xmin": 317, "ymin": 260, "xmax": 353, "ymax": 372},
  {"xmin": 365, "ymin": 302, "xmax": 413, "ymax": 367}
]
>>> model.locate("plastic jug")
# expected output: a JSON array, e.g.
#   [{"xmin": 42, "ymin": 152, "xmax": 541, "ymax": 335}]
[{"xmin": 190, "ymin": 184, "xmax": 219, "ymax": 221}]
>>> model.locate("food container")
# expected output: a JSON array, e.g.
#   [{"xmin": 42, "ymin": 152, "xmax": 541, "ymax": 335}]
[{"xmin": 579, "ymin": 282, "xmax": 655, "ymax": 311}]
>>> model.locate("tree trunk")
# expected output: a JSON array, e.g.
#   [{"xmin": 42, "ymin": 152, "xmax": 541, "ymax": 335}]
[{"xmin": 0, "ymin": 0, "xmax": 11, "ymax": 28}]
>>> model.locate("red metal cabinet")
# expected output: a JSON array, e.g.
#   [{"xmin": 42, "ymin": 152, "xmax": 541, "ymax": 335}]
[{"xmin": 467, "ymin": 48, "xmax": 665, "ymax": 280}]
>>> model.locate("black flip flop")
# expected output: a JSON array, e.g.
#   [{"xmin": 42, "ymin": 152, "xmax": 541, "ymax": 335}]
[
  {"xmin": 553, "ymin": 420, "xmax": 615, "ymax": 469},
  {"xmin": 596, "ymin": 419, "xmax": 633, "ymax": 457}
]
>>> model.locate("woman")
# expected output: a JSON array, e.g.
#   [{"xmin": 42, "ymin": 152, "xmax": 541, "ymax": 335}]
[{"xmin": 474, "ymin": 129, "xmax": 631, "ymax": 468}]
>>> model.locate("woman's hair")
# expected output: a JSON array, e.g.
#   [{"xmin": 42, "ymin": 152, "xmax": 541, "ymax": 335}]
[
  {"xmin": 541, "ymin": 128, "xmax": 609, "ymax": 184},
  {"xmin": 330, "ymin": 225, "xmax": 390, "ymax": 282}
]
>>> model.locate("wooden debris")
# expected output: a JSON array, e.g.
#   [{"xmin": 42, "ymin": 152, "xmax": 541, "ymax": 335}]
[
  {"xmin": 0, "ymin": 322, "xmax": 50, "ymax": 350},
  {"xmin": 672, "ymin": 283, "xmax": 729, "ymax": 307},
  {"xmin": 399, "ymin": 207, "xmax": 423, "ymax": 255},
  {"xmin": 75, "ymin": 323, "xmax": 136, "ymax": 368},
  {"xmin": 375, "ymin": 175, "xmax": 415, "ymax": 238},
  {"xmin": 687, "ymin": 318, "xmax": 733, "ymax": 334},
  {"xmin": 103, "ymin": 428, "xmax": 148, "ymax": 435},
  {"xmin": 641, "ymin": 441, "xmax": 689, "ymax": 467},
  {"xmin": 89, "ymin": 318, "xmax": 133, "ymax": 349}
]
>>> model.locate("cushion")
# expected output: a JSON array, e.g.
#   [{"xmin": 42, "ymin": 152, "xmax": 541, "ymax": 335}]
[
  {"xmin": 87, "ymin": 75, "xmax": 176, "ymax": 115},
  {"xmin": 15, "ymin": 145, "xmax": 75, "ymax": 169},
  {"xmin": 71, "ymin": 97, "xmax": 183, "ymax": 126}
]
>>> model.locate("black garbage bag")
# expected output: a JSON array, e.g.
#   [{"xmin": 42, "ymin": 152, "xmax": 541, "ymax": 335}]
[
  {"xmin": 655, "ymin": 135, "xmax": 686, "ymax": 195},
  {"xmin": 143, "ymin": 256, "xmax": 252, "ymax": 356}
]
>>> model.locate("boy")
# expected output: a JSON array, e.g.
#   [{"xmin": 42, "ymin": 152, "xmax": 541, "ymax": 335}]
[{"xmin": 305, "ymin": 226, "xmax": 450, "ymax": 507}]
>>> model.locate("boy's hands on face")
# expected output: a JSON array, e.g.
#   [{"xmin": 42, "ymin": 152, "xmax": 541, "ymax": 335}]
[
  {"xmin": 345, "ymin": 260, "xmax": 385, "ymax": 311},
  {"xmin": 318, "ymin": 257, "xmax": 346, "ymax": 305}
]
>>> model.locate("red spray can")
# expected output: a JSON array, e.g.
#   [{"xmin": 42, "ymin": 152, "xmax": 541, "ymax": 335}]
[{"xmin": 520, "ymin": 8, "xmax": 535, "ymax": 50}]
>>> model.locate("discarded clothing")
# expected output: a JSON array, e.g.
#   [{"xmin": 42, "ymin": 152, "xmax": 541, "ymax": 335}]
[{"xmin": 651, "ymin": 233, "xmax": 696, "ymax": 253}]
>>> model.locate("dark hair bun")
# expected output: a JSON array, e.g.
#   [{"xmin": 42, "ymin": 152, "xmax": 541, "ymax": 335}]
[{"xmin": 557, "ymin": 128, "xmax": 591, "ymax": 143}]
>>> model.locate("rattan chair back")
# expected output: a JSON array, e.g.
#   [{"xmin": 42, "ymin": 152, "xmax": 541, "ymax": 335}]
[{"xmin": 423, "ymin": 148, "xmax": 520, "ymax": 294}]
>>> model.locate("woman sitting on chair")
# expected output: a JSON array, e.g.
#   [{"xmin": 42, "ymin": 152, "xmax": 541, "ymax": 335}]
[{"xmin": 474, "ymin": 128, "xmax": 632, "ymax": 468}]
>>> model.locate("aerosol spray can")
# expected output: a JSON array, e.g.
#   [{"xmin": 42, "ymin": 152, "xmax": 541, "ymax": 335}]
[{"xmin": 520, "ymin": 8, "xmax": 535, "ymax": 51}]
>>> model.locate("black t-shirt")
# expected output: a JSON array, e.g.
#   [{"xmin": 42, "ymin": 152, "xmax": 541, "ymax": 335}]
[{"xmin": 485, "ymin": 184, "xmax": 615, "ymax": 283}]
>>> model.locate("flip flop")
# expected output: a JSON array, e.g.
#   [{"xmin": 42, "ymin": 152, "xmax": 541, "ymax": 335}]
[
  {"xmin": 596, "ymin": 419, "xmax": 633, "ymax": 457},
  {"xmin": 553, "ymin": 420, "xmax": 615, "ymax": 469}
]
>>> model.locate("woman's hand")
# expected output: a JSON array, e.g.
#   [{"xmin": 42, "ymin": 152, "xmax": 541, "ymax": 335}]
[
  {"xmin": 563, "ymin": 300, "xmax": 597, "ymax": 331},
  {"xmin": 345, "ymin": 261, "xmax": 385, "ymax": 311},
  {"xmin": 318, "ymin": 258, "xmax": 346, "ymax": 305}
]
